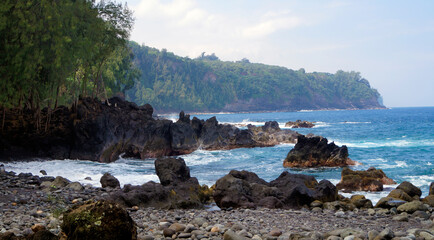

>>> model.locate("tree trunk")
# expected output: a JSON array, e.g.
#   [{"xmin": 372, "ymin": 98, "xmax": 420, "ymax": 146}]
[{"xmin": 1, "ymin": 108, "xmax": 5, "ymax": 132}]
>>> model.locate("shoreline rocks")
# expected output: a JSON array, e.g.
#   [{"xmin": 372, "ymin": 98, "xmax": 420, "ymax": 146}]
[
  {"xmin": 283, "ymin": 135, "xmax": 358, "ymax": 168},
  {"xmin": 0, "ymin": 168, "xmax": 433, "ymax": 240},
  {"xmin": 337, "ymin": 167, "xmax": 396, "ymax": 192},
  {"xmin": 213, "ymin": 170, "xmax": 339, "ymax": 210},
  {"xmin": 285, "ymin": 120, "xmax": 315, "ymax": 128},
  {"xmin": 0, "ymin": 98, "xmax": 300, "ymax": 163}
]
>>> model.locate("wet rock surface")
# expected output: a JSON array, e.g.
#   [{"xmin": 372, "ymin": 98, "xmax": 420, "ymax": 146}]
[
  {"xmin": 283, "ymin": 135, "xmax": 357, "ymax": 168},
  {"xmin": 109, "ymin": 157, "xmax": 209, "ymax": 209},
  {"xmin": 1, "ymin": 100, "xmax": 300, "ymax": 163},
  {"xmin": 213, "ymin": 170, "xmax": 338, "ymax": 210},
  {"xmin": 285, "ymin": 120, "xmax": 315, "ymax": 128},
  {"xmin": 337, "ymin": 167, "xmax": 396, "ymax": 192}
]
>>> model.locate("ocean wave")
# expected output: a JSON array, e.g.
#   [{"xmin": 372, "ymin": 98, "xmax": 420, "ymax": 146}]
[
  {"xmin": 403, "ymin": 175, "xmax": 434, "ymax": 189},
  {"xmin": 334, "ymin": 139, "xmax": 434, "ymax": 148},
  {"xmin": 2, "ymin": 159, "xmax": 159, "ymax": 187},
  {"xmin": 376, "ymin": 161, "xmax": 408, "ymax": 169},
  {"xmin": 338, "ymin": 121, "xmax": 371, "ymax": 124},
  {"xmin": 312, "ymin": 121, "xmax": 330, "ymax": 128},
  {"xmin": 181, "ymin": 149, "xmax": 228, "ymax": 166},
  {"xmin": 221, "ymin": 119, "xmax": 265, "ymax": 127}
]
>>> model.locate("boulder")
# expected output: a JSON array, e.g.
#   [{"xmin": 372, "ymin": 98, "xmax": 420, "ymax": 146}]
[
  {"xmin": 313, "ymin": 180, "xmax": 339, "ymax": 202},
  {"xmin": 336, "ymin": 167, "xmax": 395, "ymax": 192},
  {"xmin": 213, "ymin": 170, "xmax": 338, "ymax": 210},
  {"xmin": 100, "ymin": 173, "xmax": 120, "ymax": 188},
  {"xmin": 283, "ymin": 135, "xmax": 357, "ymax": 168},
  {"xmin": 213, "ymin": 170, "xmax": 269, "ymax": 209},
  {"xmin": 61, "ymin": 200, "xmax": 137, "ymax": 240},
  {"xmin": 285, "ymin": 120, "xmax": 315, "ymax": 128},
  {"xmin": 396, "ymin": 200, "xmax": 427, "ymax": 213},
  {"xmin": 154, "ymin": 157, "xmax": 191, "ymax": 186},
  {"xmin": 375, "ymin": 197, "xmax": 407, "ymax": 209},
  {"xmin": 110, "ymin": 157, "xmax": 205, "ymax": 209},
  {"xmin": 430, "ymin": 182, "xmax": 434, "ymax": 195},
  {"xmin": 396, "ymin": 181, "xmax": 422, "ymax": 198},
  {"xmin": 51, "ymin": 176, "xmax": 70, "ymax": 189},
  {"xmin": 422, "ymin": 195, "xmax": 434, "ymax": 207},
  {"xmin": 387, "ymin": 189, "xmax": 412, "ymax": 202},
  {"xmin": 350, "ymin": 195, "xmax": 373, "ymax": 208}
]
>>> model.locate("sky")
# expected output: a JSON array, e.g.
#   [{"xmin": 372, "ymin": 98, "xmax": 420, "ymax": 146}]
[{"xmin": 121, "ymin": 0, "xmax": 434, "ymax": 107}]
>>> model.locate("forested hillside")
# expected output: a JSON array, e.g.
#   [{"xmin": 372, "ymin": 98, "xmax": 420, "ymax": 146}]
[{"xmin": 127, "ymin": 42, "xmax": 384, "ymax": 113}]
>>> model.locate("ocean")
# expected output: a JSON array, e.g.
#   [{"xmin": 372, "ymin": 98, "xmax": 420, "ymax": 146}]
[{"xmin": 2, "ymin": 107, "xmax": 433, "ymax": 204}]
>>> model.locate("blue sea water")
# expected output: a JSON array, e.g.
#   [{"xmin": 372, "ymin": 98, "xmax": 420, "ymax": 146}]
[{"xmin": 2, "ymin": 107, "xmax": 434, "ymax": 203}]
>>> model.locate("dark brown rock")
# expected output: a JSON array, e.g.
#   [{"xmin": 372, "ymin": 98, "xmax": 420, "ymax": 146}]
[
  {"xmin": 155, "ymin": 157, "xmax": 191, "ymax": 186},
  {"xmin": 100, "ymin": 173, "xmax": 120, "ymax": 188},
  {"xmin": 285, "ymin": 120, "xmax": 315, "ymax": 128},
  {"xmin": 336, "ymin": 167, "xmax": 395, "ymax": 192},
  {"xmin": 430, "ymin": 182, "xmax": 434, "ymax": 195},
  {"xmin": 110, "ymin": 157, "xmax": 204, "ymax": 209},
  {"xmin": 61, "ymin": 200, "xmax": 137, "ymax": 240},
  {"xmin": 396, "ymin": 181, "xmax": 422, "ymax": 198},
  {"xmin": 213, "ymin": 170, "xmax": 338, "ymax": 210},
  {"xmin": 283, "ymin": 135, "xmax": 357, "ymax": 168}
]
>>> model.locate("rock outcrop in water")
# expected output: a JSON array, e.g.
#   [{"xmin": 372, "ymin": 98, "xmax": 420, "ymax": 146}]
[
  {"xmin": 285, "ymin": 120, "xmax": 315, "ymax": 128},
  {"xmin": 247, "ymin": 121, "xmax": 301, "ymax": 146},
  {"xmin": 212, "ymin": 170, "xmax": 338, "ymax": 209},
  {"xmin": 283, "ymin": 135, "xmax": 357, "ymax": 168},
  {"xmin": 0, "ymin": 97, "xmax": 299, "ymax": 163},
  {"xmin": 336, "ymin": 167, "xmax": 396, "ymax": 192}
]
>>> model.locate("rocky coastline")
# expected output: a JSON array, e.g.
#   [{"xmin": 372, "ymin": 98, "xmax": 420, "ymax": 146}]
[
  {"xmin": 1, "ymin": 158, "xmax": 433, "ymax": 240},
  {"xmin": 0, "ymin": 97, "xmax": 300, "ymax": 163}
]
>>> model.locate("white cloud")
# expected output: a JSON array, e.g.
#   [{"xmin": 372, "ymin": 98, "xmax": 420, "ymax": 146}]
[
  {"xmin": 134, "ymin": 0, "xmax": 195, "ymax": 18},
  {"xmin": 243, "ymin": 16, "xmax": 301, "ymax": 38}
]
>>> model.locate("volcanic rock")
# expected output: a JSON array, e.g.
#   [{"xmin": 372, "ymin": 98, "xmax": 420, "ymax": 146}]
[
  {"xmin": 285, "ymin": 120, "xmax": 315, "ymax": 128},
  {"xmin": 110, "ymin": 157, "xmax": 205, "ymax": 209},
  {"xmin": 396, "ymin": 181, "xmax": 422, "ymax": 198},
  {"xmin": 213, "ymin": 170, "xmax": 339, "ymax": 210},
  {"xmin": 100, "ymin": 173, "xmax": 121, "ymax": 188},
  {"xmin": 61, "ymin": 200, "xmax": 137, "ymax": 240},
  {"xmin": 283, "ymin": 135, "xmax": 357, "ymax": 168},
  {"xmin": 336, "ymin": 167, "xmax": 395, "ymax": 192}
]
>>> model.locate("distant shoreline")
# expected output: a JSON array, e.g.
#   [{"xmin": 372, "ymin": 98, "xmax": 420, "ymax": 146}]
[{"xmin": 156, "ymin": 106, "xmax": 389, "ymax": 116}]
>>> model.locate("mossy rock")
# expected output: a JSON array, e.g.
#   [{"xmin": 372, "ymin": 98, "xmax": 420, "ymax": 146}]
[{"xmin": 61, "ymin": 200, "xmax": 137, "ymax": 240}]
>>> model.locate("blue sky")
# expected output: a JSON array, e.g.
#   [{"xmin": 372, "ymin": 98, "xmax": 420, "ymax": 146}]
[{"xmin": 123, "ymin": 0, "xmax": 434, "ymax": 107}]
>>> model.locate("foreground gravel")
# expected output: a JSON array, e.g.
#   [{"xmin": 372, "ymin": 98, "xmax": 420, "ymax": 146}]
[{"xmin": 1, "ymin": 171, "xmax": 433, "ymax": 240}]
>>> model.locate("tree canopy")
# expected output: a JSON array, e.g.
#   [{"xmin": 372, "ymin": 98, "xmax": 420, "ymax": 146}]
[
  {"xmin": 126, "ymin": 42, "xmax": 384, "ymax": 113},
  {"xmin": 0, "ymin": 0, "xmax": 137, "ymax": 111}
]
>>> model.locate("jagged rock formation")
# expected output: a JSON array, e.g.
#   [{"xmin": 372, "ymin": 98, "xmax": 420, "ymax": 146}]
[
  {"xmin": 109, "ymin": 157, "xmax": 210, "ymax": 209},
  {"xmin": 283, "ymin": 135, "xmax": 357, "ymax": 168},
  {"xmin": 0, "ymin": 98, "xmax": 299, "ymax": 162},
  {"xmin": 212, "ymin": 170, "xmax": 338, "ymax": 209},
  {"xmin": 285, "ymin": 120, "xmax": 315, "ymax": 128}
]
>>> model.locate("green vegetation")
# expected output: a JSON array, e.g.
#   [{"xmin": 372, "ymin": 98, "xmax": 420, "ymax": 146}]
[
  {"xmin": 127, "ymin": 43, "xmax": 383, "ymax": 112},
  {"xmin": 0, "ymin": 0, "xmax": 137, "ymax": 130}
]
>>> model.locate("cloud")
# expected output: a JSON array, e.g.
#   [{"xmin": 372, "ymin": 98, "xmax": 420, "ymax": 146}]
[
  {"xmin": 243, "ymin": 16, "xmax": 301, "ymax": 38},
  {"xmin": 134, "ymin": 0, "xmax": 195, "ymax": 18}
]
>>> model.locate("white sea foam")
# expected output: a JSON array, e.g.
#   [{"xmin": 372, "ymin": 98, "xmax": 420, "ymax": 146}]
[
  {"xmin": 221, "ymin": 119, "xmax": 265, "ymax": 127},
  {"xmin": 312, "ymin": 121, "xmax": 330, "ymax": 128},
  {"xmin": 403, "ymin": 175, "xmax": 434, "ymax": 190},
  {"xmin": 1, "ymin": 159, "xmax": 159, "ymax": 187},
  {"xmin": 377, "ymin": 161, "xmax": 408, "ymax": 169},
  {"xmin": 181, "ymin": 150, "xmax": 226, "ymax": 166},
  {"xmin": 339, "ymin": 121, "xmax": 371, "ymax": 124},
  {"xmin": 334, "ymin": 139, "xmax": 434, "ymax": 148}
]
